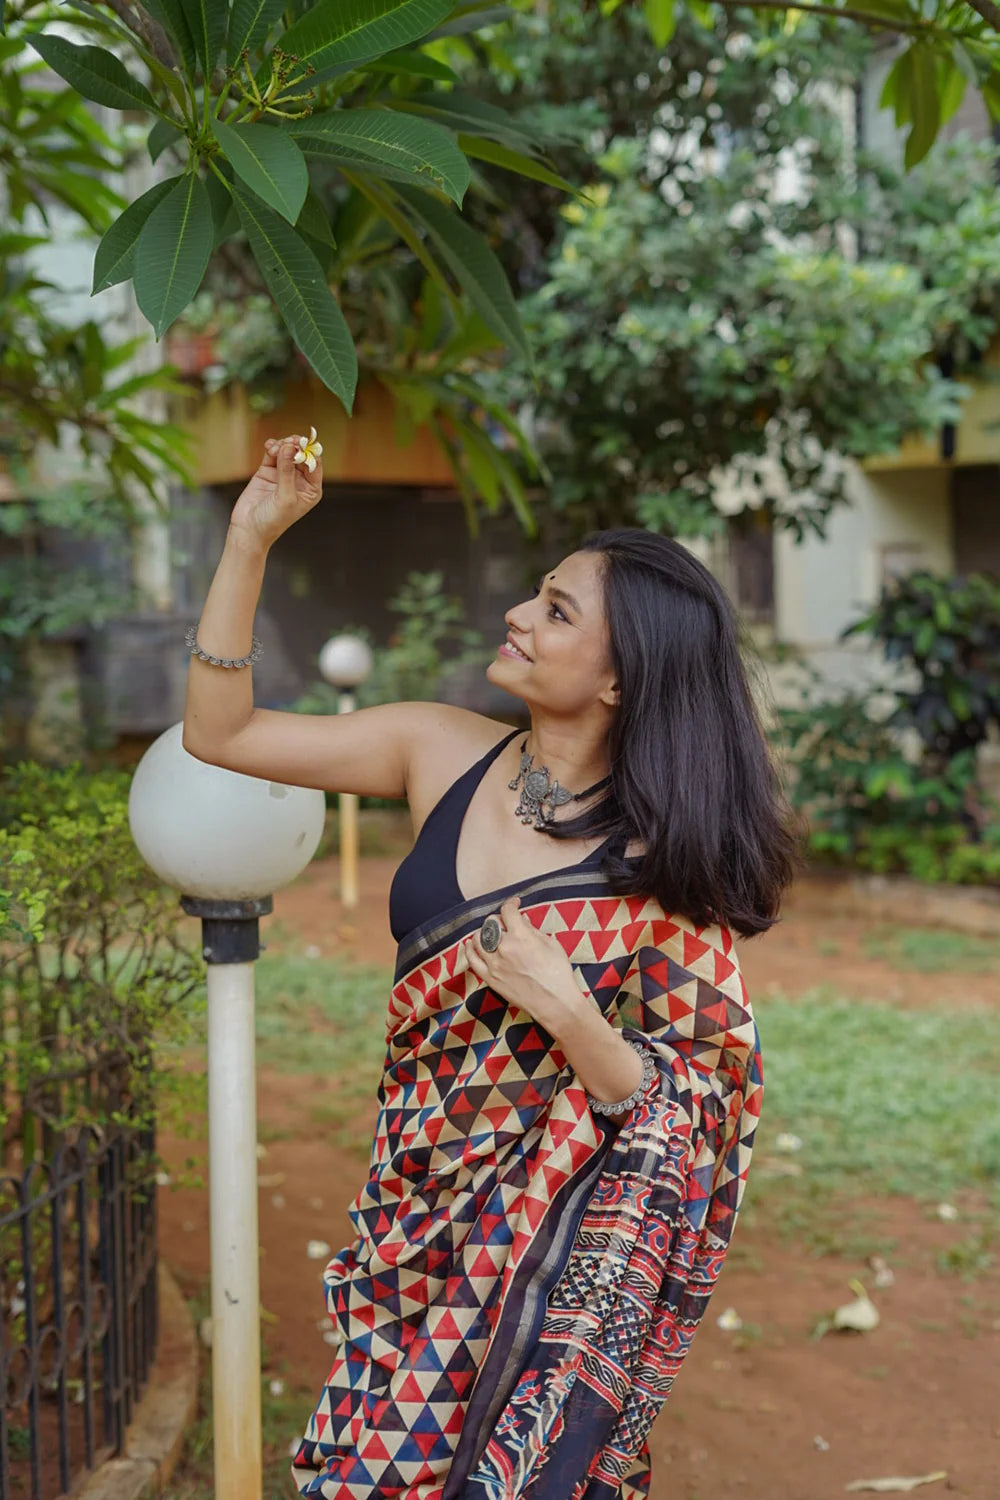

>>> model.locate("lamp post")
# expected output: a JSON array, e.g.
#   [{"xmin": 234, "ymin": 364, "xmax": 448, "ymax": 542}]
[
  {"xmin": 128, "ymin": 724, "xmax": 325, "ymax": 1500},
  {"xmin": 317, "ymin": 634, "xmax": 374, "ymax": 910}
]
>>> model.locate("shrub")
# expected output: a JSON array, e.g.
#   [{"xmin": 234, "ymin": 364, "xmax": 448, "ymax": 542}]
[{"xmin": 0, "ymin": 761, "xmax": 202, "ymax": 1151}]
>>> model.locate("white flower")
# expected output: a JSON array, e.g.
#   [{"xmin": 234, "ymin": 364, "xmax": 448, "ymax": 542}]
[
  {"xmin": 293, "ymin": 425, "xmax": 323, "ymax": 473},
  {"xmin": 306, "ymin": 1239, "xmax": 331, "ymax": 1260},
  {"xmin": 716, "ymin": 1306, "xmax": 743, "ymax": 1331}
]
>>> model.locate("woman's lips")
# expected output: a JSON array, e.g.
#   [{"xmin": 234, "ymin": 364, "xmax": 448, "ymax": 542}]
[{"xmin": 498, "ymin": 639, "xmax": 531, "ymax": 661}]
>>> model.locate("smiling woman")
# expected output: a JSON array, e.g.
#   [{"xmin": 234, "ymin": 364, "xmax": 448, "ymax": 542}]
[{"xmin": 180, "ymin": 445, "xmax": 797, "ymax": 1499}]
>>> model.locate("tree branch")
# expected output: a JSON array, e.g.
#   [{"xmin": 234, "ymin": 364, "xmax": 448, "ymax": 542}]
[
  {"xmin": 966, "ymin": 0, "xmax": 1000, "ymax": 32},
  {"xmin": 713, "ymin": 0, "xmax": 967, "ymax": 37},
  {"xmin": 101, "ymin": 0, "xmax": 178, "ymax": 70}
]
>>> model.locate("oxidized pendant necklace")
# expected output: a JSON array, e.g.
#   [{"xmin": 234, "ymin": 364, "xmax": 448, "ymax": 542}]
[{"xmin": 508, "ymin": 738, "xmax": 612, "ymax": 829}]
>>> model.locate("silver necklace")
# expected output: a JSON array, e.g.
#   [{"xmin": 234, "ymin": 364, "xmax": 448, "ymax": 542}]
[{"xmin": 508, "ymin": 738, "xmax": 612, "ymax": 829}]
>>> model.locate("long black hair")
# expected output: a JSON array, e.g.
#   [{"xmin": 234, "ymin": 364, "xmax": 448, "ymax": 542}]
[{"xmin": 540, "ymin": 528, "xmax": 803, "ymax": 937}]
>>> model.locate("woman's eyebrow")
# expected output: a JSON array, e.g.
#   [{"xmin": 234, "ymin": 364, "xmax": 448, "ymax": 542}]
[{"xmin": 538, "ymin": 577, "xmax": 583, "ymax": 615}]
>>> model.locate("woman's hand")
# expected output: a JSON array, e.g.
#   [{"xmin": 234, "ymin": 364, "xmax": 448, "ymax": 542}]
[
  {"xmin": 464, "ymin": 895, "xmax": 583, "ymax": 1042},
  {"xmin": 228, "ymin": 432, "xmax": 323, "ymax": 553}
]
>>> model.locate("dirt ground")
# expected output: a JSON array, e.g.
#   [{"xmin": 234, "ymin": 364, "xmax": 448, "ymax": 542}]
[{"xmin": 159, "ymin": 855, "xmax": 1000, "ymax": 1499}]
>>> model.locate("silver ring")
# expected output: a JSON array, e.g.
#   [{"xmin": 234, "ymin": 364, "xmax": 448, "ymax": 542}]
[{"xmin": 480, "ymin": 916, "xmax": 503, "ymax": 953}]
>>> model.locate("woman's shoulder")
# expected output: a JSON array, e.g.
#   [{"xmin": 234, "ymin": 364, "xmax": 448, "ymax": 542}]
[{"xmin": 403, "ymin": 706, "xmax": 516, "ymax": 827}]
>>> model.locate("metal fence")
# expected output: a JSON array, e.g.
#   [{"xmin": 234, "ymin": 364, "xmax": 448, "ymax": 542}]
[{"xmin": 0, "ymin": 1120, "xmax": 158, "ymax": 1500}]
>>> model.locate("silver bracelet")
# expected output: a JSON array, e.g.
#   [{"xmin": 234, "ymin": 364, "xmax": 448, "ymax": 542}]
[
  {"xmin": 585, "ymin": 1038, "xmax": 657, "ymax": 1116},
  {"xmin": 185, "ymin": 625, "xmax": 263, "ymax": 669}
]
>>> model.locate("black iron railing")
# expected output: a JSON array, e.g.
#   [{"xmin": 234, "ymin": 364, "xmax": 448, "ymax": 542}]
[{"xmin": 0, "ymin": 1120, "xmax": 158, "ymax": 1500}]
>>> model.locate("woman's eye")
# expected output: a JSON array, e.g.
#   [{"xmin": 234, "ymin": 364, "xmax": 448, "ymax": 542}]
[{"xmin": 531, "ymin": 582, "xmax": 565, "ymax": 621}]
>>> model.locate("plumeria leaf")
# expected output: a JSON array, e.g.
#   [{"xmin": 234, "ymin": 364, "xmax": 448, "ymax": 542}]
[
  {"xmin": 92, "ymin": 176, "xmax": 177, "ymax": 293},
  {"xmin": 644, "ymin": 0, "xmax": 676, "ymax": 48},
  {"xmin": 362, "ymin": 46, "xmax": 457, "ymax": 82},
  {"xmin": 26, "ymin": 32, "xmax": 162, "ymax": 114},
  {"xmin": 296, "ymin": 188, "xmax": 338, "ymax": 249},
  {"xmin": 212, "ymin": 119, "xmax": 309, "ymax": 224},
  {"xmin": 290, "ymin": 109, "xmax": 469, "ymax": 204},
  {"xmin": 267, "ymin": 0, "xmax": 455, "ymax": 95},
  {"xmin": 227, "ymin": 0, "xmax": 287, "ymax": 61},
  {"xmin": 133, "ymin": 172, "xmax": 213, "ymax": 336},
  {"xmin": 395, "ymin": 186, "xmax": 531, "ymax": 364},
  {"xmin": 178, "ymin": 0, "xmax": 227, "ymax": 79},
  {"xmin": 147, "ymin": 116, "xmax": 185, "ymax": 163},
  {"xmin": 456, "ymin": 134, "xmax": 578, "ymax": 195},
  {"xmin": 231, "ymin": 181, "xmax": 358, "ymax": 411}
]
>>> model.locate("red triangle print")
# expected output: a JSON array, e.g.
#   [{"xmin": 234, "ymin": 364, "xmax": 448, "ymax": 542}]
[
  {"xmin": 683, "ymin": 932, "xmax": 711, "ymax": 968},
  {"xmin": 595, "ymin": 961, "xmax": 626, "ymax": 992},
  {"xmin": 716, "ymin": 954, "xmax": 740, "ymax": 990},
  {"xmin": 554, "ymin": 930, "xmax": 584, "ymax": 959},
  {"xmin": 588, "ymin": 928, "xmax": 619, "ymax": 962},
  {"xmin": 558, "ymin": 900, "xmax": 586, "ymax": 930}
]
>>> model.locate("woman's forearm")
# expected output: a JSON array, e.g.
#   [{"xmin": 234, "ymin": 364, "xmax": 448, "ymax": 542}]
[{"xmin": 182, "ymin": 525, "xmax": 269, "ymax": 755}]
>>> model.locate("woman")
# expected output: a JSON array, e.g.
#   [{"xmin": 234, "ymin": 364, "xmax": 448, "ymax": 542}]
[{"xmin": 182, "ymin": 434, "xmax": 799, "ymax": 1500}]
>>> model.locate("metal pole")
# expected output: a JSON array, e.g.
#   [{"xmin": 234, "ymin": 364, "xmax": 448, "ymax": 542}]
[
  {"xmin": 182, "ymin": 895, "xmax": 270, "ymax": 1500},
  {"xmin": 338, "ymin": 689, "xmax": 359, "ymax": 909}
]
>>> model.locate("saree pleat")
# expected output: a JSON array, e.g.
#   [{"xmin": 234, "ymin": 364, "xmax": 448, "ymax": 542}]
[{"xmin": 292, "ymin": 865, "xmax": 762, "ymax": 1500}]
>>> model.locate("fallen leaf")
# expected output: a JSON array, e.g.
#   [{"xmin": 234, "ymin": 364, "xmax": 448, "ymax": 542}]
[
  {"xmin": 832, "ymin": 1278, "xmax": 880, "ymax": 1333},
  {"xmin": 845, "ymin": 1473, "xmax": 947, "ymax": 1493},
  {"xmin": 774, "ymin": 1131, "xmax": 803, "ymax": 1152},
  {"xmin": 814, "ymin": 1435, "xmax": 830, "ymax": 1451},
  {"xmin": 307, "ymin": 1239, "xmax": 331, "ymax": 1260},
  {"xmin": 258, "ymin": 1171, "xmax": 286, "ymax": 1188},
  {"xmin": 936, "ymin": 1202, "xmax": 958, "ymax": 1222},
  {"xmin": 716, "ymin": 1306, "xmax": 743, "ymax": 1331},
  {"xmin": 869, "ymin": 1255, "xmax": 895, "ymax": 1289}
]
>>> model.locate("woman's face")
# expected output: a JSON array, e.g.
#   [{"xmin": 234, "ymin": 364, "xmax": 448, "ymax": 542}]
[{"xmin": 487, "ymin": 550, "xmax": 618, "ymax": 716}]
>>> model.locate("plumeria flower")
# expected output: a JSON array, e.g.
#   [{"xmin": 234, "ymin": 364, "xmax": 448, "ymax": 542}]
[{"xmin": 293, "ymin": 425, "xmax": 323, "ymax": 473}]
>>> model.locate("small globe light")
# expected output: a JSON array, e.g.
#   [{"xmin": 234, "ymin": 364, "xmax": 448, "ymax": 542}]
[
  {"xmin": 318, "ymin": 634, "xmax": 374, "ymax": 689},
  {"xmin": 128, "ymin": 722, "xmax": 325, "ymax": 899}
]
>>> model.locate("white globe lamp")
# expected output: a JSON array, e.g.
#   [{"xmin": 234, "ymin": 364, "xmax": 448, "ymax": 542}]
[
  {"xmin": 317, "ymin": 633, "xmax": 374, "ymax": 910},
  {"xmin": 128, "ymin": 721, "xmax": 325, "ymax": 1500}
]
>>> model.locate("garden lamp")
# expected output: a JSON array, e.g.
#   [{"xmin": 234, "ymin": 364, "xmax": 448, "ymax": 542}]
[
  {"xmin": 317, "ymin": 634, "xmax": 374, "ymax": 910},
  {"xmin": 128, "ymin": 723, "xmax": 325, "ymax": 1500}
]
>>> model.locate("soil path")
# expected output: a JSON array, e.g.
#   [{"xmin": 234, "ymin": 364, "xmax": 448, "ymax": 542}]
[{"xmin": 161, "ymin": 856, "xmax": 1000, "ymax": 1498}]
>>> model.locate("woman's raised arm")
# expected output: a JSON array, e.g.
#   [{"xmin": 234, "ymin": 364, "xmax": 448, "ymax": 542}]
[{"xmin": 181, "ymin": 433, "xmax": 488, "ymax": 798}]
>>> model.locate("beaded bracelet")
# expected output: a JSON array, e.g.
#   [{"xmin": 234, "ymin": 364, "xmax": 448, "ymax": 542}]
[
  {"xmin": 585, "ymin": 1038, "xmax": 657, "ymax": 1116},
  {"xmin": 185, "ymin": 625, "xmax": 263, "ymax": 670}
]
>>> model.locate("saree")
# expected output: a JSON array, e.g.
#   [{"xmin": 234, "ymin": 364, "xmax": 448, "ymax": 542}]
[{"xmin": 291, "ymin": 860, "xmax": 762, "ymax": 1500}]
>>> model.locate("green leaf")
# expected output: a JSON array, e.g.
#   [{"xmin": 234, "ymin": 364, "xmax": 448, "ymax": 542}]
[
  {"xmin": 143, "ymin": 0, "xmax": 199, "ymax": 80},
  {"xmin": 938, "ymin": 60, "xmax": 967, "ymax": 128},
  {"xmin": 178, "ymin": 0, "xmax": 227, "ymax": 79},
  {"xmin": 147, "ymin": 116, "xmax": 185, "ymax": 163},
  {"xmin": 92, "ymin": 176, "xmax": 178, "ymax": 293},
  {"xmin": 456, "ymin": 134, "xmax": 577, "ymax": 195},
  {"xmin": 390, "ymin": 89, "xmax": 531, "ymax": 149},
  {"xmin": 290, "ymin": 108, "xmax": 469, "ymax": 203},
  {"xmin": 882, "ymin": 47, "xmax": 914, "ymax": 127},
  {"xmin": 395, "ymin": 185, "xmax": 530, "ymax": 364},
  {"xmin": 212, "ymin": 119, "xmax": 309, "ymax": 223},
  {"xmin": 984, "ymin": 71, "xmax": 1000, "ymax": 125},
  {"xmin": 904, "ymin": 46, "xmax": 940, "ymax": 169},
  {"xmin": 296, "ymin": 187, "xmax": 338, "ymax": 249},
  {"xmin": 26, "ymin": 31, "xmax": 161, "ymax": 114},
  {"xmin": 58, "ymin": 0, "xmax": 191, "ymax": 110},
  {"xmin": 133, "ymin": 172, "xmax": 214, "ymax": 337},
  {"xmin": 0, "ymin": 2, "xmax": 5, "ymax": 36},
  {"xmin": 205, "ymin": 166, "xmax": 239, "ymax": 247},
  {"xmin": 362, "ymin": 46, "xmax": 457, "ymax": 82},
  {"xmin": 231, "ymin": 181, "xmax": 358, "ymax": 411},
  {"xmin": 643, "ymin": 0, "xmax": 676, "ymax": 48},
  {"xmin": 227, "ymin": 0, "xmax": 287, "ymax": 61},
  {"xmin": 272, "ymin": 0, "xmax": 455, "ymax": 94}
]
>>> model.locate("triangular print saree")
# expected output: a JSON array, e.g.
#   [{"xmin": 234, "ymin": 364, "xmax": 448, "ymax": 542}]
[{"xmin": 291, "ymin": 861, "xmax": 762, "ymax": 1500}]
